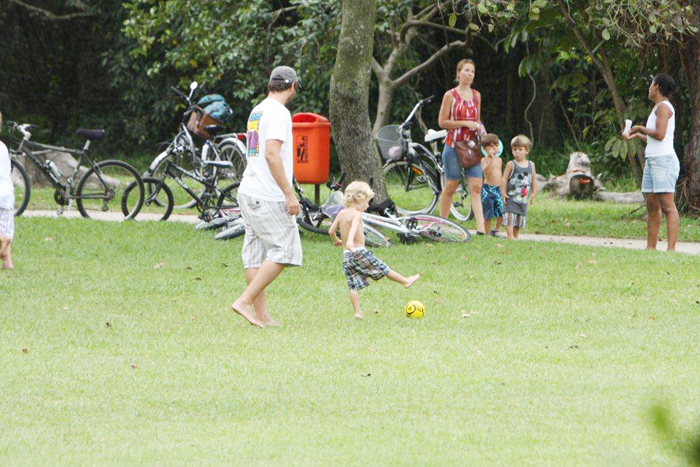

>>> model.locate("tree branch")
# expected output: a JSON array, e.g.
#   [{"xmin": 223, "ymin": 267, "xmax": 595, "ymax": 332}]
[
  {"xmin": 400, "ymin": 19, "xmax": 466, "ymax": 43},
  {"xmin": 7, "ymin": 0, "xmax": 96, "ymax": 21},
  {"xmin": 393, "ymin": 39, "xmax": 468, "ymax": 89}
]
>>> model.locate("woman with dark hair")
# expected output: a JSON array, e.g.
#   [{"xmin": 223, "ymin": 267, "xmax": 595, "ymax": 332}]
[
  {"xmin": 438, "ymin": 59, "xmax": 486, "ymax": 234},
  {"xmin": 623, "ymin": 73, "xmax": 679, "ymax": 251}
]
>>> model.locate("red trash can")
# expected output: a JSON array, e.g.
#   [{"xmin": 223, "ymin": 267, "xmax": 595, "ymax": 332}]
[{"xmin": 292, "ymin": 113, "xmax": 331, "ymax": 184}]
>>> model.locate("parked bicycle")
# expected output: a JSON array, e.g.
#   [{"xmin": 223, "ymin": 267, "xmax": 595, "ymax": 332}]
[
  {"xmin": 143, "ymin": 82, "xmax": 246, "ymax": 210},
  {"xmin": 377, "ymin": 96, "xmax": 472, "ymax": 221},
  {"xmin": 8, "ymin": 122, "xmax": 144, "ymax": 220}
]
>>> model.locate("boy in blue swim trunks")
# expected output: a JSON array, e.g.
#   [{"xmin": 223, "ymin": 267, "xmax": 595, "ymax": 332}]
[
  {"xmin": 329, "ymin": 181, "xmax": 420, "ymax": 320},
  {"xmin": 480, "ymin": 133, "xmax": 503, "ymax": 237}
]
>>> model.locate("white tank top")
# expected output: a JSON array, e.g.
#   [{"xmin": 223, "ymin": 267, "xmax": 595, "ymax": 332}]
[{"xmin": 645, "ymin": 100, "xmax": 675, "ymax": 157}]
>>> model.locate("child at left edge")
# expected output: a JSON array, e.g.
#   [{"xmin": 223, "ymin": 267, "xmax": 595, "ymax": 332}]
[{"xmin": 329, "ymin": 181, "xmax": 420, "ymax": 320}]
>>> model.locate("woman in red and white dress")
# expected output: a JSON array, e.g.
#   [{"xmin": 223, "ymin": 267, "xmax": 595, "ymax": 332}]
[{"xmin": 437, "ymin": 59, "xmax": 486, "ymax": 234}]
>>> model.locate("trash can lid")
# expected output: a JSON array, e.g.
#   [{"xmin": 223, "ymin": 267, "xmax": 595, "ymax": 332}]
[{"xmin": 292, "ymin": 112, "xmax": 331, "ymax": 126}]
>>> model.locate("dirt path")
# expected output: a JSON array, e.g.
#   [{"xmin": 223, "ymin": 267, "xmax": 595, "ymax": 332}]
[{"xmin": 21, "ymin": 210, "xmax": 700, "ymax": 255}]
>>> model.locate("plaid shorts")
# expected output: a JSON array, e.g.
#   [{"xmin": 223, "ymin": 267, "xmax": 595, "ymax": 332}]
[
  {"xmin": 502, "ymin": 211, "xmax": 527, "ymax": 228},
  {"xmin": 239, "ymin": 193, "xmax": 302, "ymax": 268},
  {"xmin": 342, "ymin": 248, "xmax": 390, "ymax": 291},
  {"xmin": 0, "ymin": 209, "xmax": 14, "ymax": 240}
]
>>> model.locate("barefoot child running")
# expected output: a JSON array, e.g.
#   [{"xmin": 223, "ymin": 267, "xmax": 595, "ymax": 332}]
[
  {"xmin": 480, "ymin": 133, "xmax": 504, "ymax": 237},
  {"xmin": 329, "ymin": 181, "xmax": 420, "ymax": 320}
]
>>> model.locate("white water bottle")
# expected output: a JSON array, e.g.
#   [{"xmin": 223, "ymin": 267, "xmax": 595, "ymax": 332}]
[{"xmin": 46, "ymin": 160, "xmax": 63, "ymax": 179}]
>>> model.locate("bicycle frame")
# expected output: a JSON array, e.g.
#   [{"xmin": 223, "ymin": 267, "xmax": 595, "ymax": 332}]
[
  {"xmin": 159, "ymin": 159, "xmax": 223, "ymax": 210},
  {"xmin": 361, "ymin": 212, "xmax": 416, "ymax": 238},
  {"xmin": 16, "ymin": 135, "xmax": 105, "ymax": 201}
]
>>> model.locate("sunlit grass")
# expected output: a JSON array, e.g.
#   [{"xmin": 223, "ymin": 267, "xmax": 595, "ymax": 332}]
[{"xmin": 2, "ymin": 217, "xmax": 700, "ymax": 464}]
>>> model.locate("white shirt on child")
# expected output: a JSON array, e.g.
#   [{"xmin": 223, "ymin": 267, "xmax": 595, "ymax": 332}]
[{"xmin": 0, "ymin": 141, "xmax": 15, "ymax": 210}]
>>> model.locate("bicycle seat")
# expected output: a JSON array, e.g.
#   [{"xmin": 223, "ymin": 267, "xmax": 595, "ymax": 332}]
[
  {"xmin": 367, "ymin": 198, "xmax": 396, "ymax": 215},
  {"xmin": 75, "ymin": 129, "xmax": 105, "ymax": 141},
  {"xmin": 424, "ymin": 129, "xmax": 447, "ymax": 143},
  {"xmin": 204, "ymin": 125, "xmax": 226, "ymax": 136},
  {"xmin": 201, "ymin": 160, "xmax": 233, "ymax": 168}
]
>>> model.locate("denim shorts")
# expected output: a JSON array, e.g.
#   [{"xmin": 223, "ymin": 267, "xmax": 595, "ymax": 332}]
[
  {"xmin": 442, "ymin": 144, "xmax": 483, "ymax": 180},
  {"xmin": 641, "ymin": 155, "xmax": 680, "ymax": 194}
]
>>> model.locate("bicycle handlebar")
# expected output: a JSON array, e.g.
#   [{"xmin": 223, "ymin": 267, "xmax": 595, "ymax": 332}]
[
  {"xmin": 399, "ymin": 95, "xmax": 435, "ymax": 131},
  {"xmin": 170, "ymin": 86, "xmax": 190, "ymax": 102},
  {"xmin": 7, "ymin": 121, "xmax": 35, "ymax": 139}
]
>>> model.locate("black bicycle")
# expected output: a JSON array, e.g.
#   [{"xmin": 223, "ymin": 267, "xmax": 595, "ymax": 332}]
[
  {"xmin": 8, "ymin": 122, "xmax": 144, "ymax": 220},
  {"xmin": 143, "ymin": 82, "xmax": 246, "ymax": 210}
]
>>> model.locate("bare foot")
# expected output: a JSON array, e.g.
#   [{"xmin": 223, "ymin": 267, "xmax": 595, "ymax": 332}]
[
  {"xmin": 231, "ymin": 301, "xmax": 264, "ymax": 328},
  {"xmin": 355, "ymin": 311, "xmax": 364, "ymax": 320},
  {"xmin": 260, "ymin": 317, "xmax": 282, "ymax": 327},
  {"xmin": 404, "ymin": 274, "xmax": 420, "ymax": 288},
  {"xmin": 2, "ymin": 262, "xmax": 14, "ymax": 270}
]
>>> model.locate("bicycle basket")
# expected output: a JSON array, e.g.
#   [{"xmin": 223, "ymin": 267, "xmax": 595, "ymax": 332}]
[
  {"xmin": 187, "ymin": 106, "xmax": 223, "ymax": 140},
  {"xmin": 375, "ymin": 125, "xmax": 403, "ymax": 160}
]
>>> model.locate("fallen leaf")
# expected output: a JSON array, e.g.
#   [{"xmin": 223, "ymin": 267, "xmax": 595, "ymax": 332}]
[
  {"xmin": 153, "ymin": 262, "xmax": 166, "ymax": 269},
  {"xmin": 194, "ymin": 277, "xmax": 202, "ymax": 281},
  {"xmin": 185, "ymin": 266, "xmax": 193, "ymax": 271},
  {"xmin": 649, "ymin": 315, "xmax": 656, "ymax": 321},
  {"xmin": 460, "ymin": 254, "xmax": 466, "ymax": 260},
  {"xmin": 105, "ymin": 322, "xmax": 111, "ymax": 328},
  {"xmin": 576, "ymin": 262, "xmax": 582, "ymax": 270},
  {"xmin": 63, "ymin": 307, "xmax": 68, "ymax": 311},
  {"xmin": 131, "ymin": 364, "xmax": 137, "ymax": 370},
  {"xmin": 475, "ymin": 349, "xmax": 483, "ymax": 356},
  {"xmin": 222, "ymin": 263, "xmax": 229, "ymax": 267},
  {"xmin": 361, "ymin": 373, "xmax": 371, "ymax": 377},
  {"xmin": 461, "ymin": 310, "xmax": 470, "ymax": 318},
  {"xmin": 191, "ymin": 315, "xmax": 197, "ymax": 321},
  {"xmin": 497, "ymin": 243, "xmax": 504, "ymax": 248},
  {"xmin": 374, "ymin": 309, "xmax": 380, "ymax": 314},
  {"xmin": 588, "ymin": 259, "xmax": 597, "ymax": 264},
  {"xmin": 44, "ymin": 237, "xmax": 53, "ymax": 242},
  {"xmin": 22, "ymin": 348, "xmax": 28, "ymax": 354},
  {"xmin": 580, "ymin": 332, "xmax": 587, "ymax": 339},
  {"xmin": 565, "ymin": 220, "xmax": 571, "ymax": 227}
]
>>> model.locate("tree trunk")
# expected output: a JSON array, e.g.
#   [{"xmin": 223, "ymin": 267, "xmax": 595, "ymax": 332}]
[
  {"xmin": 329, "ymin": 0, "xmax": 387, "ymax": 199},
  {"xmin": 372, "ymin": 76, "xmax": 395, "ymax": 135},
  {"xmin": 681, "ymin": 4, "xmax": 700, "ymax": 211}
]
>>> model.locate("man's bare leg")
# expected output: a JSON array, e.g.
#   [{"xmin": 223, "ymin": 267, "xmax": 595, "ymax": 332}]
[
  {"xmin": 495, "ymin": 216, "xmax": 503, "ymax": 232},
  {"xmin": 646, "ymin": 193, "xmax": 661, "ymax": 250},
  {"xmin": 506, "ymin": 225, "xmax": 516, "ymax": 240},
  {"xmin": 658, "ymin": 193, "xmax": 679, "ymax": 251},
  {"xmin": 386, "ymin": 270, "xmax": 420, "ymax": 288},
  {"xmin": 349, "ymin": 290, "xmax": 363, "ymax": 320},
  {"xmin": 484, "ymin": 218, "xmax": 492, "ymax": 235},
  {"xmin": 232, "ymin": 260, "xmax": 285, "ymax": 328},
  {"xmin": 513, "ymin": 226, "xmax": 520, "ymax": 239},
  {"xmin": 244, "ymin": 268, "xmax": 281, "ymax": 326}
]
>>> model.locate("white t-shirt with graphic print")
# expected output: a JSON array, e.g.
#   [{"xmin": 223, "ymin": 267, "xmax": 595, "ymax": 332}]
[{"xmin": 239, "ymin": 98, "xmax": 293, "ymax": 202}]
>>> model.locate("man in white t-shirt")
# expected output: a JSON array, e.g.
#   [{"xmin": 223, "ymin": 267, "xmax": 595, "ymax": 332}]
[
  {"xmin": 232, "ymin": 66, "xmax": 301, "ymax": 328},
  {"xmin": 0, "ymin": 111, "xmax": 16, "ymax": 269}
]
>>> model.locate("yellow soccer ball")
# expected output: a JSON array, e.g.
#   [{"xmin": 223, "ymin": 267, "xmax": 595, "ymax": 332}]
[{"xmin": 404, "ymin": 300, "xmax": 425, "ymax": 319}]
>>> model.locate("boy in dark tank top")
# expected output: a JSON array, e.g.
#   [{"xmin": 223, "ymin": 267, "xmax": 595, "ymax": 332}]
[{"xmin": 501, "ymin": 135, "xmax": 538, "ymax": 240}]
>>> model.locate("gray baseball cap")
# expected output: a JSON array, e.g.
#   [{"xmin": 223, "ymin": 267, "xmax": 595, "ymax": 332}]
[{"xmin": 269, "ymin": 66, "xmax": 301, "ymax": 88}]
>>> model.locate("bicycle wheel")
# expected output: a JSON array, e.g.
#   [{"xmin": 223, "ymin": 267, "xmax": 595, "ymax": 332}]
[
  {"xmin": 76, "ymin": 160, "xmax": 144, "ymax": 221},
  {"xmin": 10, "ymin": 158, "xmax": 30, "ymax": 216},
  {"xmin": 364, "ymin": 224, "xmax": 392, "ymax": 248},
  {"xmin": 216, "ymin": 141, "xmax": 246, "ymax": 181},
  {"xmin": 216, "ymin": 181, "xmax": 241, "ymax": 211},
  {"xmin": 148, "ymin": 147, "xmax": 202, "ymax": 210},
  {"xmin": 213, "ymin": 217, "xmax": 246, "ymax": 240},
  {"xmin": 383, "ymin": 159, "xmax": 438, "ymax": 215},
  {"xmin": 297, "ymin": 206, "xmax": 334, "ymax": 235},
  {"xmin": 449, "ymin": 177, "xmax": 473, "ymax": 221},
  {"xmin": 123, "ymin": 177, "xmax": 174, "ymax": 221},
  {"xmin": 412, "ymin": 214, "xmax": 470, "ymax": 243}
]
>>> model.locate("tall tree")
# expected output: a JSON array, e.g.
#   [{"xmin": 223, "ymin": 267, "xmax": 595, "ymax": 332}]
[
  {"xmin": 329, "ymin": 0, "xmax": 387, "ymax": 198},
  {"xmin": 680, "ymin": 2, "xmax": 700, "ymax": 210}
]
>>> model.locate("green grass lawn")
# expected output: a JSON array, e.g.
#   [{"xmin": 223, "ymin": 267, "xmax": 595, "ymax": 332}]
[{"xmin": 2, "ymin": 217, "xmax": 700, "ymax": 465}]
